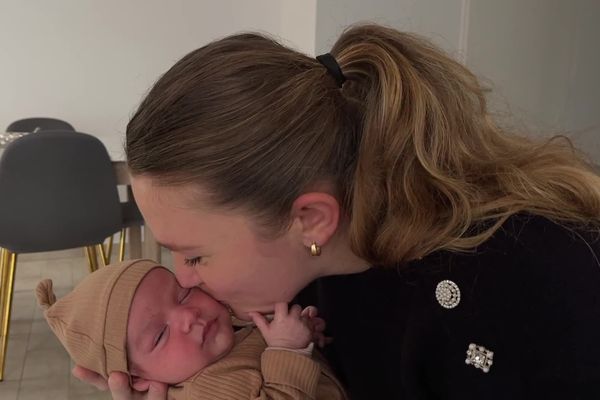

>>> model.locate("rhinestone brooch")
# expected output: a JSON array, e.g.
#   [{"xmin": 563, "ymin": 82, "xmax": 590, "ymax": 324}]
[
  {"xmin": 435, "ymin": 279, "xmax": 461, "ymax": 309},
  {"xmin": 465, "ymin": 343, "xmax": 494, "ymax": 373}
]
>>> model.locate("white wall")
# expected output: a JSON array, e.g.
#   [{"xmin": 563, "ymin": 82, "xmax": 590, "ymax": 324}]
[
  {"xmin": 315, "ymin": 0, "xmax": 600, "ymax": 162},
  {"xmin": 0, "ymin": 0, "xmax": 316, "ymax": 159},
  {"xmin": 315, "ymin": 0, "xmax": 466, "ymax": 55},
  {"xmin": 3, "ymin": 1, "xmax": 598, "ymax": 161},
  {"xmin": 281, "ymin": 0, "xmax": 317, "ymax": 56},
  {"xmin": 557, "ymin": 0, "xmax": 600, "ymax": 160},
  {"xmin": 466, "ymin": 0, "xmax": 600, "ymax": 162}
]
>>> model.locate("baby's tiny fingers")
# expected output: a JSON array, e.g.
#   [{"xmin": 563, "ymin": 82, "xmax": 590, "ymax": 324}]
[
  {"xmin": 289, "ymin": 304, "xmax": 302, "ymax": 318},
  {"xmin": 301, "ymin": 305, "xmax": 318, "ymax": 318},
  {"xmin": 273, "ymin": 302, "xmax": 289, "ymax": 319},
  {"xmin": 313, "ymin": 332, "xmax": 326, "ymax": 348},
  {"xmin": 311, "ymin": 317, "xmax": 326, "ymax": 331},
  {"xmin": 248, "ymin": 312, "xmax": 270, "ymax": 333}
]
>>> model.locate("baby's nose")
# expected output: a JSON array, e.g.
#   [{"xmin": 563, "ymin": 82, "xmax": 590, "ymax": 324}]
[{"xmin": 178, "ymin": 308, "xmax": 201, "ymax": 333}]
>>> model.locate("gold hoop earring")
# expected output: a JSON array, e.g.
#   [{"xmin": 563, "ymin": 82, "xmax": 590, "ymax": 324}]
[{"xmin": 310, "ymin": 242, "xmax": 321, "ymax": 257}]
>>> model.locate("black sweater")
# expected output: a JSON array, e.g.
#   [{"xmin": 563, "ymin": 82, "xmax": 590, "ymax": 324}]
[{"xmin": 296, "ymin": 215, "xmax": 600, "ymax": 399}]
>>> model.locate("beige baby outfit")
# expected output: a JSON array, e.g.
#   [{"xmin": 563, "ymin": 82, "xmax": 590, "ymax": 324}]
[{"xmin": 36, "ymin": 259, "xmax": 346, "ymax": 399}]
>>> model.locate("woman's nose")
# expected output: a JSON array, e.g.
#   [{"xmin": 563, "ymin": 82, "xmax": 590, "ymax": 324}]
[{"xmin": 174, "ymin": 259, "xmax": 203, "ymax": 288}]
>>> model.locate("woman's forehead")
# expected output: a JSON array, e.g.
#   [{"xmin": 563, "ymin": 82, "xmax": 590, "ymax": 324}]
[
  {"xmin": 131, "ymin": 175, "xmax": 262, "ymax": 248},
  {"xmin": 131, "ymin": 176, "xmax": 206, "ymax": 209}
]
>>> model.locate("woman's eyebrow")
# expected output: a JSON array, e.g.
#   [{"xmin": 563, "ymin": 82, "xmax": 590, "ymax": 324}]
[{"xmin": 156, "ymin": 241, "xmax": 201, "ymax": 252}]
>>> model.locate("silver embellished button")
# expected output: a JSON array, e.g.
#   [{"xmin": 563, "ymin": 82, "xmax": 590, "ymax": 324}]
[
  {"xmin": 435, "ymin": 279, "xmax": 461, "ymax": 309},
  {"xmin": 465, "ymin": 343, "xmax": 494, "ymax": 373}
]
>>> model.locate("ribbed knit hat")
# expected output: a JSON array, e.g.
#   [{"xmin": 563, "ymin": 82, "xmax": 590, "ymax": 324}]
[{"xmin": 36, "ymin": 259, "xmax": 164, "ymax": 379}]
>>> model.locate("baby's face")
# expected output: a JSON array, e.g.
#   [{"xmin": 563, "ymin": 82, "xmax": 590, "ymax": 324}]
[{"xmin": 127, "ymin": 268, "xmax": 234, "ymax": 383}]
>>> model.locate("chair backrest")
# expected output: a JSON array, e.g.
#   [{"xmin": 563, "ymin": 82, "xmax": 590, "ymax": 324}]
[
  {"xmin": 6, "ymin": 118, "xmax": 75, "ymax": 133},
  {"xmin": 0, "ymin": 130, "xmax": 122, "ymax": 253}
]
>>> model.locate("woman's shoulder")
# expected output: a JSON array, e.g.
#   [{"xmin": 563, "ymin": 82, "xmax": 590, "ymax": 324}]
[
  {"xmin": 300, "ymin": 214, "xmax": 600, "ymax": 398},
  {"xmin": 404, "ymin": 214, "xmax": 600, "ymax": 397},
  {"xmin": 413, "ymin": 213, "xmax": 600, "ymax": 280},
  {"xmin": 463, "ymin": 213, "xmax": 600, "ymax": 294},
  {"xmin": 492, "ymin": 213, "xmax": 600, "ymax": 255},
  {"xmin": 412, "ymin": 213, "xmax": 600, "ymax": 320},
  {"xmin": 301, "ymin": 214, "xmax": 600, "ymax": 311}
]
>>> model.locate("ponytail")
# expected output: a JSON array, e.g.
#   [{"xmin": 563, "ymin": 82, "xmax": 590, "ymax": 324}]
[{"xmin": 332, "ymin": 24, "xmax": 600, "ymax": 265}]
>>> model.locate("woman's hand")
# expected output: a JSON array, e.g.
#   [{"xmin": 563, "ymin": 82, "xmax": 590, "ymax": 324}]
[
  {"xmin": 72, "ymin": 366, "xmax": 168, "ymax": 400},
  {"xmin": 72, "ymin": 365, "xmax": 108, "ymax": 391}
]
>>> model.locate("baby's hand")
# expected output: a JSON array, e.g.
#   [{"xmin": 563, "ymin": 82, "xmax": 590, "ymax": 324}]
[
  {"xmin": 248, "ymin": 303, "xmax": 312, "ymax": 349},
  {"xmin": 300, "ymin": 305, "xmax": 329, "ymax": 348}
]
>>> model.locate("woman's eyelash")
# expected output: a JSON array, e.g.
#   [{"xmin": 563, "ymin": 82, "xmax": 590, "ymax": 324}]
[{"xmin": 184, "ymin": 257, "xmax": 202, "ymax": 266}]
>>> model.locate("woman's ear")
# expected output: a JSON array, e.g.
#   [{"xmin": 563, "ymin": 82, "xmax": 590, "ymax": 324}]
[{"xmin": 290, "ymin": 192, "xmax": 340, "ymax": 248}]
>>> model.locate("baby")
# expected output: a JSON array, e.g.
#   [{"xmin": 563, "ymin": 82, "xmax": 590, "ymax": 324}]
[{"xmin": 36, "ymin": 259, "xmax": 346, "ymax": 399}]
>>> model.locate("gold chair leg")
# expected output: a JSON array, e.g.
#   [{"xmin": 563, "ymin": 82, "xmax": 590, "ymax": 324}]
[
  {"xmin": 0, "ymin": 248, "xmax": 5, "ymax": 322},
  {"xmin": 0, "ymin": 249, "xmax": 6, "ymax": 342},
  {"xmin": 84, "ymin": 246, "xmax": 99, "ymax": 273},
  {"xmin": 119, "ymin": 228, "xmax": 126, "ymax": 262},
  {"xmin": 96, "ymin": 244, "xmax": 107, "ymax": 268},
  {"xmin": 0, "ymin": 250, "xmax": 17, "ymax": 381},
  {"xmin": 104, "ymin": 235, "xmax": 114, "ymax": 265},
  {"xmin": 0, "ymin": 249, "xmax": 11, "ymax": 332}
]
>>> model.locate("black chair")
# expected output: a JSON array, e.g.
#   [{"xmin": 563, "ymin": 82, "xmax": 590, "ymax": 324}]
[
  {"xmin": 6, "ymin": 117, "xmax": 75, "ymax": 133},
  {"xmin": 117, "ymin": 195, "xmax": 145, "ymax": 262},
  {"xmin": 102, "ymin": 189, "xmax": 145, "ymax": 264},
  {"xmin": 0, "ymin": 130, "xmax": 122, "ymax": 381},
  {"xmin": 97, "ymin": 162, "xmax": 146, "ymax": 263}
]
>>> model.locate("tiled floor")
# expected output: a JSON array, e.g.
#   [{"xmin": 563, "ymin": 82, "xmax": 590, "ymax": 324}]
[{"xmin": 0, "ymin": 247, "xmax": 171, "ymax": 400}]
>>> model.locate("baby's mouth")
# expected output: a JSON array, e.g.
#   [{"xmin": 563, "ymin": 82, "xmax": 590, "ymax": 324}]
[{"xmin": 201, "ymin": 319, "xmax": 215, "ymax": 344}]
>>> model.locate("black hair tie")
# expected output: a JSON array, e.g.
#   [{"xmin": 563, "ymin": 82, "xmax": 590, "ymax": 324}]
[{"xmin": 316, "ymin": 53, "xmax": 346, "ymax": 88}]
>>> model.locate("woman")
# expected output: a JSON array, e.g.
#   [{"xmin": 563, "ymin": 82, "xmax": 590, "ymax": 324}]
[{"xmin": 75, "ymin": 24, "xmax": 600, "ymax": 399}]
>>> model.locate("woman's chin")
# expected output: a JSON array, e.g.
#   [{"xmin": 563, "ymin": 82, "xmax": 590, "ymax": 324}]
[{"xmin": 230, "ymin": 305, "xmax": 274, "ymax": 321}]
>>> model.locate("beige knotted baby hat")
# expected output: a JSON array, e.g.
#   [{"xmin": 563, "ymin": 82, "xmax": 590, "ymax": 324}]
[{"xmin": 36, "ymin": 259, "xmax": 164, "ymax": 379}]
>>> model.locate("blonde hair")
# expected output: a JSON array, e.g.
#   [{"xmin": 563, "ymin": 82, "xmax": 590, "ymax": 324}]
[{"xmin": 127, "ymin": 24, "xmax": 600, "ymax": 266}]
